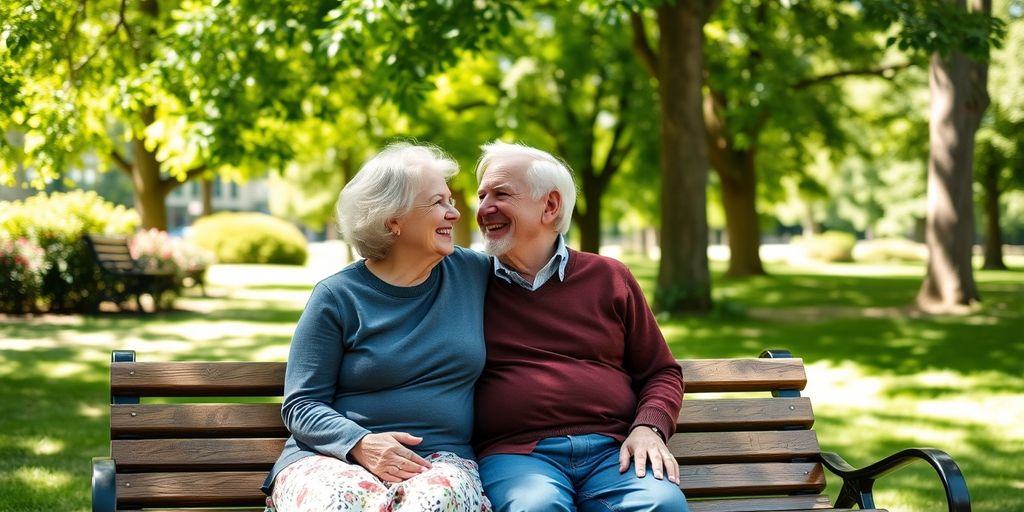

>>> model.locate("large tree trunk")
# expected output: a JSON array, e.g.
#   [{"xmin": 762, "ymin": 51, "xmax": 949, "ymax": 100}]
[
  {"xmin": 131, "ymin": 125, "xmax": 169, "ymax": 231},
  {"xmin": 653, "ymin": 2, "xmax": 713, "ymax": 313},
  {"xmin": 916, "ymin": 0, "xmax": 989, "ymax": 311},
  {"xmin": 980, "ymin": 159, "xmax": 1007, "ymax": 269}
]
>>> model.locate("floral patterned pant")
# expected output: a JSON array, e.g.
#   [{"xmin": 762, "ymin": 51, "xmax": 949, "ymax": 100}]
[{"xmin": 268, "ymin": 451, "xmax": 492, "ymax": 512}]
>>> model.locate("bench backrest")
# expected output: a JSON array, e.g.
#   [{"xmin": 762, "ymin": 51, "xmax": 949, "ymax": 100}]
[
  {"xmin": 100, "ymin": 351, "xmax": 828, "ymax": 511},
  {"xmin": 85, "ymin": 234, "xmax": 141, "ymax": 275}
]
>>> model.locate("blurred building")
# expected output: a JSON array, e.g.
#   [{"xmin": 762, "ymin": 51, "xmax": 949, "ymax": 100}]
[{"xmin": 166, "ymin": 177, "xmax": 270, "ymax": 232}]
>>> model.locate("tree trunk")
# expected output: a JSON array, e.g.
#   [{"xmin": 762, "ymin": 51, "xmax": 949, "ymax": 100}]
[
  {"xmin": 577, "ymin": 175, "xmax": 602, "ymax": 254},
  {"xmin": 653, "ymin": 2, "xmax": 713, "ymax": 314},
  {"xmin": 129, "ymin": 0, "xmax": 170, "ymax": 232},
  {"xmin": 452, "ymin": 186, "xmax": 473, "ymax": 249},
  {"xmin": 717, "ymin": 150, "xmax": 765, "ymax": 276},
  {"xmin": 981, "ymin": 159, "xmax": 1007, "ymax": 269},
  {"xmin": 916, "ymin": 0, "xmax": 988, "ymax": 311},
  {"xmin": 705, "ymin": 91, "xmax": 765, "ymax": 277},
  {"xmin": 201, "ymin": 179, "xmax": 214, "ymax": 217},
  {"xmin": 131, "ymin": 122, "xmax": 169, "ymax": 231}
]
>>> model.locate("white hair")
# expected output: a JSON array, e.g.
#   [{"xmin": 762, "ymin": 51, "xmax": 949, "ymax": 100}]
[
  {"xmin": 336, "ymin": 142, "xmax": 458, "ymax": 260},
  {"xmin": 475, "ymin": 141, "xmax": 577, "ymax": 234}
]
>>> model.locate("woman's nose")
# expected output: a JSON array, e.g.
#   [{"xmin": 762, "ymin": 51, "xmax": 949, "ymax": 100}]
[{"xmin": 447, "ymin": 205, "xmax": 460, "ymax": 220}]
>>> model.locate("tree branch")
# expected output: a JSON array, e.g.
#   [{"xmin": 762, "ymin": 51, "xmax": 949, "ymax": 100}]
[
  {"xmin": 630, "ymin": 12, "xmax": 659, "ymax": 79},
  {"xmin": 160, "ymin": 165, "xmax": 208, "ymax": 196},
  {"xmin": 72, "ymin": 0, "xmax": 129, "ymax": 76},
  {"xmin": 792, "ymin": 62, "xmax": 913, "ymax": 90},
  {"xmin": 598, "ymin": 83, "xmax": 632, "ymax": 185},
  {"xmin": 109, "ymin": 150, "xmax": 132, "ymax": 175}
]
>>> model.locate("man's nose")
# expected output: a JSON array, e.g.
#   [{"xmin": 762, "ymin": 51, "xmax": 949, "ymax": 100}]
[{"xmin": 477, "ymin": 197, "xmax": 496, "ymax": 214}]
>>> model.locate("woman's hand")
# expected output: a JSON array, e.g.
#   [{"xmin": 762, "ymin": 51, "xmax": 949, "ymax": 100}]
[{"xmin": 349, "ymin": 432, "xmax": 433, "ymax": 482}]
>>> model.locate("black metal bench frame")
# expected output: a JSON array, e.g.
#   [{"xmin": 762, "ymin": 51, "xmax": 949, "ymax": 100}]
[{"xmin": 84, "ymin": 234, "xmax": 178, "ymax": 312}]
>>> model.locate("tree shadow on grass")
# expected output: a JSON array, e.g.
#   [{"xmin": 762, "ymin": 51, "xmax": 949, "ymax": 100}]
[
  {"xmin": 814, "ymin": 410, "xmax": 1022, "ymax": 512},
  {"xmin": 0, "ymin": 347, "xmax": 110, "ymax": 512}
]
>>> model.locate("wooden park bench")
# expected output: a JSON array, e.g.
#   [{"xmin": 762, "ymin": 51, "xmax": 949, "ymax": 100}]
[
  {"xmin": 85, "ymin": 234, "xmax": 178, "ymax": 312},
  {"xmin": 91, "ymin": 349, "xmax": 971, "ymax": 512}
]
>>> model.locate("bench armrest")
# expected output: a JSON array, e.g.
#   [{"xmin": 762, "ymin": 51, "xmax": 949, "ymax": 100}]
[
  {"xmin": 92, "ymin": 457, "xmax": 116, "ymax": 512},
  {"xmin": 819, "ymin": 448, "xmax": 971, "ymax": 512}
]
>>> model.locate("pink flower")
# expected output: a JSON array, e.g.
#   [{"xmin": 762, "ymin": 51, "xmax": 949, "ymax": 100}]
[
  {"xmin": 427, "ymin": 475, "xmax": 452, "ymax": 487},
  {"xmin": 358, "ymin": 480, "xmax": 383, "ymax": 492}
]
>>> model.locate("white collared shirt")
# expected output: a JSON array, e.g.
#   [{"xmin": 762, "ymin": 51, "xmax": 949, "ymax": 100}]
[{"xmin": 492, "ymin": 235, "xmax": 569, "ymax": 291}]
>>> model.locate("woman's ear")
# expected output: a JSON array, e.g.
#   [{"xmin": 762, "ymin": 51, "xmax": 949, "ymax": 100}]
[{"xmin": 387, "ymin": 218, "xmax": 401, "ymax": 237}]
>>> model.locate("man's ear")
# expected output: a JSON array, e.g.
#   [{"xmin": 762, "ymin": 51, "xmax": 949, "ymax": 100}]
[{"xmin": 541, "ymin": 190, "xmax": 562, "ymax": 227}]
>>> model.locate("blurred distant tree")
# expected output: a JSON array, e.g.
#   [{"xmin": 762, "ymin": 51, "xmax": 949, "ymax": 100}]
[
  {"xmin": 486, "ymin": 4, "xmax": 657, "ymax": 253},
  {"xmin": 703, "ymin": 0, "xmax": 908, "ymax": 276},
  {"xmin": 976, "ymin": 0, "xmax": 1023, "ymax": 270}
]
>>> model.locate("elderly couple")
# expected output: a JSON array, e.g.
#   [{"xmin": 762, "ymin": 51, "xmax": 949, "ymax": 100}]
[{"xmin": 262, "ymin": 141, "xmax": 689, "ymax": 512}]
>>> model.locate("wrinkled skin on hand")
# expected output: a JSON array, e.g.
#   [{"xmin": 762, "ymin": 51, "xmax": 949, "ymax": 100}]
[{"xmin": 349, "ymin": 431, "xmax": 433, "ymax": 483}]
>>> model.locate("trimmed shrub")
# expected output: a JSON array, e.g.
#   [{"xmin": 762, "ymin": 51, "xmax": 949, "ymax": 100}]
[
  {"xmin": 0, "ymin": 191, "xmax": 138, "ymax": 312},
  {"xmin": 853, "ymin": 238, "xmax": 927, "ymax": 263},
  {"xmin": 792, "ymin": 231, "xmax": 857, "ymax": 263},
  {"xmin": 190, "ymin": 212, "xmax": 307, "ymax": 265},
  {"xmin": 0, "ymin": 237, "xmax": 48, "ymax": 313}
]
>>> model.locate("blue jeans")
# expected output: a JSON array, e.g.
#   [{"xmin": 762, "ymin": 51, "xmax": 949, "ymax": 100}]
[{"xmin": 478, "ymin": 434, "xmax": 689, "ymax": 512}]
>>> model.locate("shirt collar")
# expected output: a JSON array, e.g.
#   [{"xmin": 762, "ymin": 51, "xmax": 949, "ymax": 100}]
[{"xmin": 492, "ymin": 234, "xmax": 569, "ymax": 291}]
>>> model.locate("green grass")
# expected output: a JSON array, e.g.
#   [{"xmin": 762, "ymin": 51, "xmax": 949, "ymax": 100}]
[
  {"xmin": 1, "ymin": 256, "xmax": 1022, "ymax": 511},
  {"xmin": 626, "ymin": 254, "xmax": 1024, "ymax": 511}
]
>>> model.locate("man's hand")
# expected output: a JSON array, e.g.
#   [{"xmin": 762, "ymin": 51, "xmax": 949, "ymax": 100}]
[
  {"xmin": 618, "ymin": 426, "xmax": 679, "ymax": 484},
  {"xmin": 350, "ymin": 432, "xmax": 432, "ymax": 483}
]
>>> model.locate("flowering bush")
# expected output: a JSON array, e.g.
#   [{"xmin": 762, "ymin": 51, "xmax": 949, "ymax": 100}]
[
  {"xmin": 0, "ymin": 237, "xmax": 48, "ymax": 313},
  {"xmin": 130, "ymin": 228, "xmax": 215, "ymax": 274},
  {"xmin": 130, "ymin": 229, "xmax": 180, "ymax": 273},
  {"xmin": 0, "ymin": 191, "xmax": 138, "ymax": 312}
]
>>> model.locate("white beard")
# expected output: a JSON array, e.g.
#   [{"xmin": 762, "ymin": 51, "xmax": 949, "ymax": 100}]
[{"xmin": 483, "ymin": 235, "xmax": 513, "ymax": 256}]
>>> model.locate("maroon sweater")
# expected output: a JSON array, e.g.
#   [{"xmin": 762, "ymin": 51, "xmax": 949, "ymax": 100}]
[{"xmin": 474, "ymin": 249, "xmax": 684, "ymax": 458}]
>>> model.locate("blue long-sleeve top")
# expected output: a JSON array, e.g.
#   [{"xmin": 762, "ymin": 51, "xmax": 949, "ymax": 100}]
[{"xmin": 263, "ymin": 247, "xmax": 490, "ymax": 493}]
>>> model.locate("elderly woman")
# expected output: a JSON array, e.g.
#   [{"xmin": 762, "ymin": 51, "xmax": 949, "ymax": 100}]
[{"xmin": 262, "ymin": 143, "xmax": 491, "ymax": 512}]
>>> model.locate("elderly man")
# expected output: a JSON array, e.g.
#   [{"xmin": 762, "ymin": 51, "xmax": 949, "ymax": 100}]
[{"xmin": 472, "ymin": 141, "xmax": 688, "ymax": 512}]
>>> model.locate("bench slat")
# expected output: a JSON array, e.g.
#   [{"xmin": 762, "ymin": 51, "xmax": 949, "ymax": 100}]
[
  {"xmin": 670, "ymin": 431, "xmax": 819, "ymax": 463},
  {"xmin": 111, "ymin": 438, "xmax": 283, "ymax": 471},
  {"xmin": 111, "ymin": 404, "xmax": 286, "ymax": 438},
  {"xmin": 679, "ymin": 358, "xmax": 807, "ymax": 393},
  {"xmin": 678, "ymin": 397, "xmax": 814, "ymax": 431},
  {"xmin": 116, "ymin": 471, "xmax": 267, "ymax": 507},
  {"xmin": 687, "ymin": 494, "xmax": 834, "ymax": 511},
  {"xmin": 111, "ymin": 362, "xmax": 285, "ymax": 397},
  {"xmin": 679, "ymin": 462, "xmax": 826, "ymax": 496}
]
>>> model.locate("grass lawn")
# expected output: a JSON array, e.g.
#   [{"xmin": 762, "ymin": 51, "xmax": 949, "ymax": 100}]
[{"xmin": 0, "ymin": 246, "xmax": 1021, "ymax": 511}]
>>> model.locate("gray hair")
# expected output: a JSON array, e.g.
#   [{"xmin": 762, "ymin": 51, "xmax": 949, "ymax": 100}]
[
  {"xmin": 475, "ymin": 141, "xmax": 577, "ymax": 234},
  {"xmin": 337, "ymin": 142, "xmax": 458, "ymax": 260}
]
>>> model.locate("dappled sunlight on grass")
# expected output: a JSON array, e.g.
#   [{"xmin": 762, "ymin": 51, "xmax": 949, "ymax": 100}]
[
  {"xmin": 19, "ymin": 437, "xmax": 64, "ymax": 456},
  {"xmin": 7, "ymin": 466, "xmax": 73, "ymax": 490}
]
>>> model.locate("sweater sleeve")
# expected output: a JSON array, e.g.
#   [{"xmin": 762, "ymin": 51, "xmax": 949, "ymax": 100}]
[
  {"xmin": 618, "ymin": 264, "xmax": 684, "ymax": 439},
  {"xmin": 280, "ymin": 283, "xmax": 371, "ymax": 460}
]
